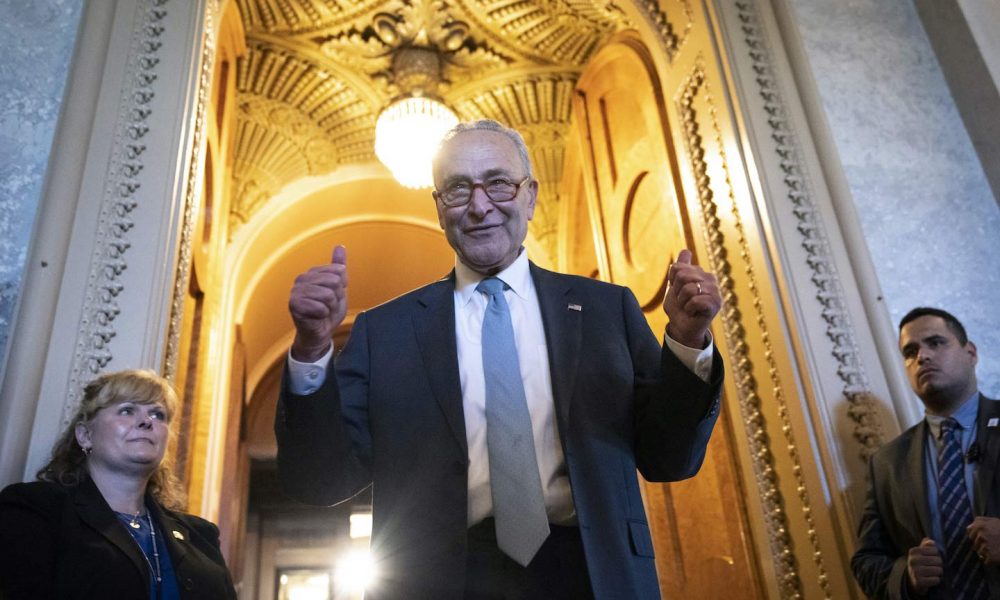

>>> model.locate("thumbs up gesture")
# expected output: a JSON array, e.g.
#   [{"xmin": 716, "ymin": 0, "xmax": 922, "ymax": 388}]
[
  {"xmin": 663, "ymin": 249, "xmax": 721, "ymax": 348},
  {"xmin": 289, "ymin": 245, "xmax": 349, "ymax": 362}
]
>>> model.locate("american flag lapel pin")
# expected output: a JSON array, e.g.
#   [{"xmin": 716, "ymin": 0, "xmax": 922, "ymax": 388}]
[
  {"xmin": 989, "ymin": 417, "xmax": 999, "ymax": 428},
  {"xmin": 567, "ymin": 303, "xmax": 582, "ymax": 312}
]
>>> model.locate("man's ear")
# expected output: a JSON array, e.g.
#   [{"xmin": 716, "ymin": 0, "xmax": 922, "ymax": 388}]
[
  {"xmin": 525, "ymin": 179, "xmax": 539, "ymax": 221},
  {"xmin": 966, "ymin": 340, "xmax": 978, "ymax": 365},
  {"xmin": 433, "ymin": 191, "xmax": 447, "ymax": 230}
]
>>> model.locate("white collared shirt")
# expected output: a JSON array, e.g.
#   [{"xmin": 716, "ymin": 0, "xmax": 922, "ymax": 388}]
[
  {"xmin": 453, "ymin": 252, "xmax": 574, "ymax": 525},
  {"xmin": 288, "ymin": 251, "xmax": 714, "ymax": 526}
]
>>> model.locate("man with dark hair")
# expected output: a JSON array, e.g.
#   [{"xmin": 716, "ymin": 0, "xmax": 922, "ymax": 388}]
[
  {"xmin": 898, "ymin": 307, "xmax": 969, "ymax": 346},
  {"xmin": 852, "ymin": 307, "xmax": 1000, "ymax": 599},
  {"xmin": 275, "ymin": 120, "xmax": 725, "ymax": 598}
]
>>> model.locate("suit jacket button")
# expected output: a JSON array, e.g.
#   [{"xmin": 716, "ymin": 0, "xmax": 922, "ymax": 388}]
[{"xmin": 184, "ymin": 578, "xmax": 194, "ymax": 590}]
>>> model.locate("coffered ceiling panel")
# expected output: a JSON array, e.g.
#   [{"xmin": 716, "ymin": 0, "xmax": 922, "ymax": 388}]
[{"xmin": 231, "ymin": 0, "xmax": 631, "ymax": 236}]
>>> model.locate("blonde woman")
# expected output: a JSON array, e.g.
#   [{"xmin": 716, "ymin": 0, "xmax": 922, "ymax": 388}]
[{"xmin": 0, "ymin": 370, "xmax": 236, "ymax": 599}]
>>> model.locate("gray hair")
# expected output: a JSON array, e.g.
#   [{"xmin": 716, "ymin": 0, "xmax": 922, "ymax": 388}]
[{"xmin": 435, "ymin": 119, "xmax": 533, "ymax": 177}]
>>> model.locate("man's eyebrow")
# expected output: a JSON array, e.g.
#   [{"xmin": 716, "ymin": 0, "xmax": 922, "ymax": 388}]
[
  {"xmin": 481, "ymin": 168, "xmax": 512, "ymax": 179},
  {"xmin": 442, "ymin": 169, "xmax": 515, "ymax": 186},
  {"xmin": 910, "ymin": 334, "xmax": 948, "ymax": 344},
  {"xmin": 901, "ymin": 334, "xmax": 949, "ymax": 351}
]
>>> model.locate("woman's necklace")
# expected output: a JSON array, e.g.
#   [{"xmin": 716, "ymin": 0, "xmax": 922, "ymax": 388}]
[
  {"xmin": 114, "ymin": 508, "xmax": 144, "ymax": 529},
  {"xmin": 117, "ymin": 510, "xmax": 162, "ymax": 587},
  {"xmin": 146, "ymin": 512, "xmax": 163, "ymax": 586}
]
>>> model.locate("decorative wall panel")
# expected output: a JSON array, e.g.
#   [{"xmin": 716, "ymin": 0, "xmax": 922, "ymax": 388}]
[
  {"xmin": 65, "ymin": 0, "xmax": 173, "ymax": 417},
  {"xmin": 732, "ymin": 0, "xmax": 885, "ymax": 463},
  {"xmin": 678, "ymin": 60, "xmax": 817, "ymax": 599}
]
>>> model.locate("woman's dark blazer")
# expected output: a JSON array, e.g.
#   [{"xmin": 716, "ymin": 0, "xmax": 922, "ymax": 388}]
[{"xmin": 0, "ymin": 477, "xmax": 236, "ymax": 599}]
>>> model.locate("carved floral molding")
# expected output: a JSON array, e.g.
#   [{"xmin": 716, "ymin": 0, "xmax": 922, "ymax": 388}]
[
  {"xmin": 732, "ymin": 0, "xmax": 885, "ymax": 462},
  {"xmin": 65, "ymin": 0, "xmax": 171, "ymax": 422}
]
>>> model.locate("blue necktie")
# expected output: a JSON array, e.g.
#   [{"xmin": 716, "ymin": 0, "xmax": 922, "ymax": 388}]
[
  {"xmin": 937, "ymin": 418, "xmax": 989, "ymax": 599},
  {"xmin": 477, "ymin": 277, "xmax": 550, "ymax": 566}
]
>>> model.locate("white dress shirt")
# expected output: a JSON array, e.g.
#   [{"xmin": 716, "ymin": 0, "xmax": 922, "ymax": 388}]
[{"xmin": 288, "ymin": 251, "xmax": 714, "ymax": 526}]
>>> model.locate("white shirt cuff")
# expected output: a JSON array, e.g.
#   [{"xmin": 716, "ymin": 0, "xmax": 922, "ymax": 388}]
[
  {"xmin": 663, "ymin": 330, "xmax": 714, "ymax": 383},
  {"xmin": 286, "ymin": 346, "xmax": 334, "ymax": 395}
]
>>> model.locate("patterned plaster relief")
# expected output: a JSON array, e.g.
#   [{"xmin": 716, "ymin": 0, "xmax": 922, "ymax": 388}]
[
  {"xmin": 231, "ymin": 0, "xmax": 631, "ymax": 263},
  {"xmin": 63, "ymin": 0, "xmax": 174, "ymax": 423}
]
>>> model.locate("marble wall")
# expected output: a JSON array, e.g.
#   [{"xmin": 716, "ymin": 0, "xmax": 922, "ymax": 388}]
[
  {"xmin": 0, "ymin": 1, "xmax": 82, "ymax": 368},
  {"xmin": 786, "ymin": 0, "xmax": 1000, "ymax": 401}
]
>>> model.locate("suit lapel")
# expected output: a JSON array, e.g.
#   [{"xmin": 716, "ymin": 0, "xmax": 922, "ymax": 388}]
[
  {"xmin": 975, "ymin": 395, "xmax": 1000, "ymax": 515},
  {"xmin": 907, "ymin": 422, "xmax": 935, "ymax": 537},
  {"xmin": 412, "ymin": 274, "xmax": 468, "ymax": 454},
  {"xmin": 73, "ymin": 478, "xmax": 148, "ymax": 580},
  {"xmin": 150, "ymin": 500, "xmax": 191, "ymax": 571},
  {"xmin": 530, "ymin": 264, "xmax": 582, "ymax": 437}
]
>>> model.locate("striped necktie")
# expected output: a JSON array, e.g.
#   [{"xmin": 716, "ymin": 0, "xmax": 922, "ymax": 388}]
[
  {"xmin": 937, "ymin": 418, "xmax": 989, "ymax": 599},
  {"xmin": 477, "ymin": 277, "xmax": 550, "ymax": 566}
]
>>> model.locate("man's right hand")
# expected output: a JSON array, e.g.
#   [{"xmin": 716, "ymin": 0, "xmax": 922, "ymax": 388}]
[
  {"xmin": 906, "ymin": 538, "xmax": 943, "ymax": 596},
  {"xmin": 289, "ymin": 245, "xmax": 348, "ymax": 362}
]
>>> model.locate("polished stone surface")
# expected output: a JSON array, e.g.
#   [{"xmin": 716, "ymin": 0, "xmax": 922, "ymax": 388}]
[
  {"xmin": 0, "ymin": 1, "xmax": 82, "ymax": 363},
  {"xmin": 787, "ymin": 0, "xmax": 1000, "ymax": 398}
]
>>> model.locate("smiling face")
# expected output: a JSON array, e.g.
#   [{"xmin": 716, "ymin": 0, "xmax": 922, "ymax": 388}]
[
  {"xmin": 432, "ymin": 129, "xmax": 538, "ymax": 275},
  {"xmin": 76, "ymin": 400, "xmax": 170, "ymax": 478},
  {"xmin": 899, "ymin": 315, "xmax": 978, "ymax": 415}
]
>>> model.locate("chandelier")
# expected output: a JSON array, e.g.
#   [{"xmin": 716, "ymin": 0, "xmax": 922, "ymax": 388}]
[
  {"xmin": 364, "ymin": 1, "xmax": 478, "ymax": 189},
  {"xmin": 374, "ymin": 46, "xmax": 458, "ymax": 188}
]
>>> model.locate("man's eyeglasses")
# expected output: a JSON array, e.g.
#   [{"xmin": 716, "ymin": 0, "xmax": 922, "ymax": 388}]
[{"xmin": 434, "ymin": 176, "xmax": 531, "ymax": 208}]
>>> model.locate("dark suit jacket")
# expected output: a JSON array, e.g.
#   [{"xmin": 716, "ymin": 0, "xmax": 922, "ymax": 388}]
[
  {"xmin": 851, "ymin": 395, "xmax": 1000, "ymax": 599},
  {"xmin": 0, "ymin": 478, "xmax": 236, "ymax": 599},
  {"xmin": 276, "ymin": 264, "xmax": 724, "ymax": 599}
]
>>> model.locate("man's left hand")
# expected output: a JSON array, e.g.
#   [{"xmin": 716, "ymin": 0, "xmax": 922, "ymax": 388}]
[
  {"xmin": 663, "ymin": 249, "xmax": 722, "ymax": 348},
  {"xmin": 968, "ymin": 516, "xmax": 1000, "ymax": 566}
]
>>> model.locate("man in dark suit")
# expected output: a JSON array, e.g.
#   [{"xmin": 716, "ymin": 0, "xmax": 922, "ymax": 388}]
[
  {"xmin": 275, "ymin": 120, "xmax": 725, "ymax": 599},
  {"xmin": 852, "ymin": 307, "xmax": 1000, "ymax": 599}
]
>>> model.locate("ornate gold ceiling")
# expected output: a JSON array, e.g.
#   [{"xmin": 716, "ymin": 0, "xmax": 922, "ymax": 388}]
[{"xmin": 230, "ymin": 0, "xmax": 631, "ymax": 243}]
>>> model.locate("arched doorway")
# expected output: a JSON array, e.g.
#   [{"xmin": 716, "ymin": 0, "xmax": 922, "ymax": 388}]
[{"xmin": 183, "ymin": 2, "xmax": 865, "ymax": 598}]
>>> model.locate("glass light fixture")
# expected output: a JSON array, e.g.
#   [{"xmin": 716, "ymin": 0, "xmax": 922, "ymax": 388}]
[{"xmin": 374, "ymin": 95, "xmax": 458, "ymax": 189}]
